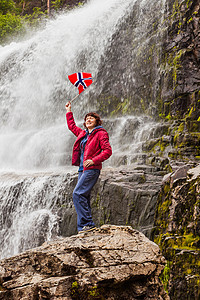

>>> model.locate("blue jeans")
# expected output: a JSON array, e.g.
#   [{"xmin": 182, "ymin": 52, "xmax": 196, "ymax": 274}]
[{"xmin": 73, "ymin": 169, "xmax": 100, "ymax": 231}]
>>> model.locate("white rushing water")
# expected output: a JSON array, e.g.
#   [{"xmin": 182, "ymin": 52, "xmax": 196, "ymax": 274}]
[
  {"xmin": 0, "ymin": 0, "xmax": 167, "ymax": 259},
  {"xmin": 0, "ymin": 0, "xmax": 138, "ymax": 171},
  {"xmin": 0, "ymin": 171, "xmax": 71, "ymax": 259}
]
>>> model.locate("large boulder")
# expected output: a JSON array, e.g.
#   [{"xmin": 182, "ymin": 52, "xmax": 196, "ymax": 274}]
[{"xmin": 0, "ymin": 225, "xmax": 168, "ymax": 300}]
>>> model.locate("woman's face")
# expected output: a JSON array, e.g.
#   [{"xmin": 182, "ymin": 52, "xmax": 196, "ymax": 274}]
[{"xmin": 85, "ymin": 116, "xmax": 97, "ymax": 130}]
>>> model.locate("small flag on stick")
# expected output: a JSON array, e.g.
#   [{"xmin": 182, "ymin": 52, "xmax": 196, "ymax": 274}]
[{"xmin": 68, "ymin": 72, "xmax": 93, "ymax": 102}]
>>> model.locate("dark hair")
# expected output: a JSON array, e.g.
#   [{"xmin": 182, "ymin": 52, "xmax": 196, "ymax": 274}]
[{"xmin": 83, "ymin": 112, "xmax": 102, "ymax": 128}]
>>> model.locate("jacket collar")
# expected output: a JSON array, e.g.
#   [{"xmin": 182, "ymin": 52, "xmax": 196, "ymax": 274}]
[{"xmin": 86, "ymin": 126, "xmax": 103, "ymax": 135}]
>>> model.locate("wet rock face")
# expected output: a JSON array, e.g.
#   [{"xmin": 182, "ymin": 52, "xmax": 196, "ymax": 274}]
[
  {"xmin": 160, "ymin": 0, "xmax": 200, "ymax": 120},
  {"xmin": 87, "ymin": 0, "xmax": 167, "ymax": 117},
  {"xmin": 92, "ymin": 166, "xmax": 164, "ymax": 238},
  {"xmin": 0, "ymin": 225, "xmax": 168, "ymax": 300},
  {"xmin": 153, "ymin": 164, "xmax": 200, "ymax": 300}
]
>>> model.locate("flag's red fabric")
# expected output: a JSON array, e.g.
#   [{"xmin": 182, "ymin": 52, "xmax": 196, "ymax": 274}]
[{"xmin": 68, "ymin": 72, "xmax": 93, "ymax": 94}]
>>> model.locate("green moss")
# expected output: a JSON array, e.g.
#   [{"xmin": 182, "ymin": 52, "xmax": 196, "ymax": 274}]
[
  {"xmin": 160, "ymin": 141, "xmax": 166, "ymax": 152},
  {"xmin": 173, "ymin": 122, "xmax": 185, "ymax": 147},
  {"xmin": 99, "ymin": 206, "xmax": 111, "ymax": 226},
  {"xmin": 92, "ymin": 192, "xmax": 100, "ymax": 208},
  {"xmin": 140, "ymin": 98, "xmax": 146, "ymax": 112},
  {"xmin": 110, "ymin": 98, "xmax": 130, "ymax": 116},
  {"xmin": 159, "ymin": 113, "xmax": 165, "ymax": 119},
  {"xmin": 165, "ymin": 113, "xmax": 172, "ymax": 120},
  {"xmin": 178, "ymin": 234, "xmax": 200, "ymax": 250},
  {"xmin": 188, "ymin": 106, "xmax": 194, "ymax": 118},
  {"xmin": 71, "ymin": 281, "xmax": 81, "ymax": 299},
  {"xmin": 88, "ymin": 285, "xmax": 103, "ymax": 299},
  {"xmin": 155, "ymin": 191, "xmax": 171, "ymax": 233},
  {"xmin": 171, "ymin": 50, "xmax": 185, "ymax": 86},
  {"xmin": 164, "ymin": 164, "xmax": 173, "ymax": 173},
  {"xmin": 72, "ymin": 281, "xmax": 79, "ymax": 289},
  {"xmin": 186, "ymin": 0, "xmax": 193, "ymax": 8},
  {"xmin": 178, "ymin": 122, "xmax": 185, "ymax": 132},
  {"xmin": 160, "ymin": 261, "xmax": 171, "ymax": 293},
  {"xmin": 171, "ymin": 0, "xmax": 180, "ymax": 19},
  {"xmin": 163, "ymin": 184, "xmax": 170, "ymax": 194},
  {"xmin": 156, "ymin": 233, "xmax": 200, "ymax": 252},
  {"xmin": 160, "ymin": 200, "xmax": 170, "ymax": 214}
]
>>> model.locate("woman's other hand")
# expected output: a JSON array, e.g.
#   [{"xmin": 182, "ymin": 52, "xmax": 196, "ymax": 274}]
[
  {"xmin": 65, "ymin": 101, "xmax": 71, "ymax": 112},
  {"xmin": 83, "ymin": 159, "xmax": 94, "ymax": 168}
]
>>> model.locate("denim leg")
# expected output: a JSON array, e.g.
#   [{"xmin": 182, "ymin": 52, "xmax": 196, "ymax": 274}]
[{"xmin": 73, "ymin": 169, "xmax": 100, "ymax": 231}]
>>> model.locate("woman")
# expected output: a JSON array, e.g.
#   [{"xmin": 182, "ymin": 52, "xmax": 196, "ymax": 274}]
[{"xmin": 65, "ymin": 101, "xmax": 112, "ymax": 233}]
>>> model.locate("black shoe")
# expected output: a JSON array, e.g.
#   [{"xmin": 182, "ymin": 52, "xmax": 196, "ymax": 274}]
[{"xmin": 78, "ymin": 226, "xmax": 96, "ymax": 233}]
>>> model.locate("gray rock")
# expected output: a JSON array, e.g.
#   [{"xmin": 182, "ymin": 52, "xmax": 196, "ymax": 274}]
[
  {"xmin": 187, "ymin": 164, "xmax": 200, "ymax": 180},
  {"xmin": 0, "ymin": 225, "xmax": 168, "ymax": 300},
  {"xmin": 170, "ymin": 165, "xmax": 191, "ymax": 185}
]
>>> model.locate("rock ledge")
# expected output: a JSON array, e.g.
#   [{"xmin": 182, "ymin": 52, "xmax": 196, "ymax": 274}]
[{"xmin": 0, "ymin": 225, "xmax": 168, "ymax": 299}]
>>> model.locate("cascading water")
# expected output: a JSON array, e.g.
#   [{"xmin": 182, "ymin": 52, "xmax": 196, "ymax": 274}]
[{"xmin": 0, "ymin": 0, "xmax": 166, "ymax": 259}]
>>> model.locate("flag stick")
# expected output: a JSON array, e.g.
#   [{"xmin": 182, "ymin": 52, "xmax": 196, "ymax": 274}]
[
  {"xmin": 70, "ymin": 93, "xmax": 79, "ymax": 103},
  {"xmin": 68, "ymin": 80, "xmax": 94, "ymax": 104}
]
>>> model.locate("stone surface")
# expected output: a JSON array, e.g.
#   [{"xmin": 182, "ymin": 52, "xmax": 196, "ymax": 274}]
[
  {"xmin": 187, "ymin": 164, "xmax": 200, "ymax": 180},
  {"xmin": 86, "ymin": 0, "xmax": 167, "ymax": 117},
  {"xmin": 92, "ymin": 165, "xmax": 164, "ymax": 238},
  {"xmin": 0, "ymin": 225, "xmax": 168, "ymax": 300},
  {"xmin": 161, "ymin": 0, "xmax": 200, "ymax": 120},
  {"xmin": 153, "ymin": 164, "xmax": 200, "ymax": 300}
]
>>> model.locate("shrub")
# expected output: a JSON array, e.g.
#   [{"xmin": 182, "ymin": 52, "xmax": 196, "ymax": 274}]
[
  {"xmin": 0, "ymin": 12, "xmax": 23, "ymax": 43},
  {"xmin": 0, "ymin": 0, "xmax": 16, "ymax": 15}
]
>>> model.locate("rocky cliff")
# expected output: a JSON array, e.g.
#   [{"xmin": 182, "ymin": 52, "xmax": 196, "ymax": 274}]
[
  {"xmin": 154, "ymin": 0, "xmax": 200, "ymax": 163},
  {"xmin": 160, "ymin": 0, "xmax": 200, "ymax": 121},
  {"xmin": 152, "ymin": 164, "xmax": 200, "ymax": 299},
  {"xmin": 0, "ymin": 225, "xmax": 169, "ymax": 300},
  {"xmin": 148, "ymin": 1, "xmax": 200, "ymax": 296}
]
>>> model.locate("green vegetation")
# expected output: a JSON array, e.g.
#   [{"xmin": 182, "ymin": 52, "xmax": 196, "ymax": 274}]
[
  {"xmin": 71, "ymin": 281, "xmax": 105, "ymax": 299},
  {"xmin": 160, "ymin": 261, "xmax": 171, "ymax": 293},
  {"xmin": 0, "ymin": 12, "xmax": 24, "ymax": 43},
  {"xmin": 0, "ymin": 0, "xmax": 85, "ymax": 44},
  {"xmin": 52, "ymin": 0, "xmax": 65, "ymax": 10},
  {"xmin": 71, "ymin": 281, "xmax": 81, "ymax": 299},
  {"xmin": 110, "ymin": 98, "xmax": 130, "ymax": 116},
  {"xmin": 0, "ymin": 0, "xmax": 15, "ymax": 14},
  {"xmin": 0, "ymin": 0, "xmax": 46, "ymax": 44},
  {"xmin": 0, "ymin": 0, "xmax": 23, "ymax": 43},
  {"xmin": 88, "ymin": 285, "xmax": 102, "ymax": 298},
  {"xmin": 52, "ymin": 0, "xmax": 84, "ymax": 11}
]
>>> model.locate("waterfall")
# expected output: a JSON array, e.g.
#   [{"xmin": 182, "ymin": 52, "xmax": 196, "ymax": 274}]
[
  {"xmin": 0, "ymin": 0, "xmax": 166, "ymax": 259},
  {"xmin": 0, "ymin": 0, "xmax": 136, "ymax": 171}
]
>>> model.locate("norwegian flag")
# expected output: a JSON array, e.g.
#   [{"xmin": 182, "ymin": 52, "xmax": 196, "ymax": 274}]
[{"xmin": 68, "ymin": 72, "xmax": 93, "ymax": 94}]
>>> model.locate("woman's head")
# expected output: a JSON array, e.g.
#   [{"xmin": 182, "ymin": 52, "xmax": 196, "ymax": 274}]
[{"xmin": 84, "ymin": 112, "xmax": 102, "ymax": 129}]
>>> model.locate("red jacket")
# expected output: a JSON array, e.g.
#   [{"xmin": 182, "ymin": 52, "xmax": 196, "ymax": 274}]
[{"xmin": 66, "ymin": 112, "xmax": 112, "ymax": 171}]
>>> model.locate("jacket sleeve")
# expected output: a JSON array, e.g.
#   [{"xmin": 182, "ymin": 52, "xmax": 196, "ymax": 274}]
[
  {"xmin": 66, "ymin": 112, "xmax": 83, "ymax": 137},
  {"xmin": 92, "ymin": 131, "xmax": 112, "ymax": 165}
]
